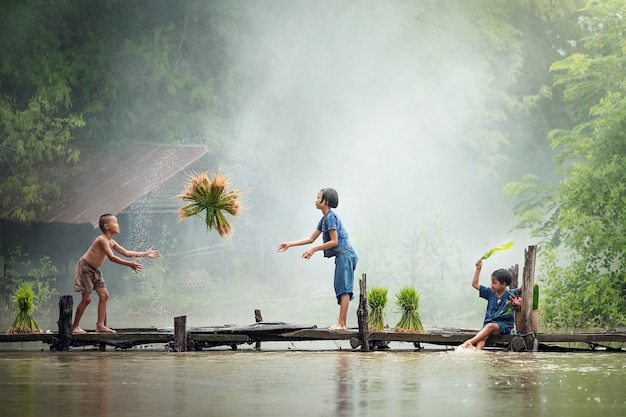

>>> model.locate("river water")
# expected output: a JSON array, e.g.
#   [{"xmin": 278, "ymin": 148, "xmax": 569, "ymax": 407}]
[{"xmin": 1, "ymin": 342, "xmax": 625, "ymax": 417}]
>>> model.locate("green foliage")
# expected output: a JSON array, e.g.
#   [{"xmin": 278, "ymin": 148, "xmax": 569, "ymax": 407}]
[
  {"xmin": 367, "ymin": 287, "xmax": 388, "ymax": 332},
  {"xmin": 0, "ymin": 94, "xmax": 83, "ymax": 221},
  {"xmin": 506, "ymin": 0, "xmax": 626, "ymax": 329},
  {"xmin": 0, "ymin": 246, "xmax": 58, "ymax": 327},
  {"xmin": 533, "ymin": 283, "xmax": 539, "ymax": 310},
  {"xmin": 538, "ymin": 248, "xmax": 626, "ymax": 328},
  {"xmin": 0, "ymin": 0, "xmax": 241, "ymax": 221}
]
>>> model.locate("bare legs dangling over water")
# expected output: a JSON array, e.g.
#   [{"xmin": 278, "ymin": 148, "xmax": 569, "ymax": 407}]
[{"xmin": 459, "ymin": 322, "xmax": 500, "ymax": 350}]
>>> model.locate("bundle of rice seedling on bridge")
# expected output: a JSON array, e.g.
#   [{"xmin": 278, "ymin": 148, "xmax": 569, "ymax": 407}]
[
  {"xmin": 7, "ymin": 284, "xmax": 42, "ymax": 334},
  {"xmin": 367, "ymin": 286, "xmax": 388, "ymax": 332},
  {"xmin": 393, "ymin": 286, "xmax": 426, "ymax": 334},
  {"xmin": 177, "ymin": 172, "xmax": 242, "ymax": 237}
]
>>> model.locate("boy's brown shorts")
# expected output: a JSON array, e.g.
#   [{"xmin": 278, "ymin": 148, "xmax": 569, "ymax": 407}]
[{"xmin": 74, "ymin": 258, "xmax": 106, "ymax": 293}]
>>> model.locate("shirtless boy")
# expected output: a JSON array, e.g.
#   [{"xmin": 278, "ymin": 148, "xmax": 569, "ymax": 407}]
[{"xmin": 72, "ymin": 214, "xmax": 160, "ymax": 334}]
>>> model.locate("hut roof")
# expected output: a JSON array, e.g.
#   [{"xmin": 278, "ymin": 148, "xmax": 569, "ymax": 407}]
[{"xmin": 13, "ymin": 142, "xmax": 211, "ymax": 227}]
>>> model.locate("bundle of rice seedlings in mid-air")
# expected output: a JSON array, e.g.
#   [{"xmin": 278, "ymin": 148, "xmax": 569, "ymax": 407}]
[
  {"xmin": 7, "ymin": 284, "xmax": 42, "ymax": 334},
  {"xmin": 177, "ymin": 172, "xmax": 242, "ymax": 237},
  {"xmin": 367, "ymin": 286, "xmax": 388, "ymax": 332},
  {"xmin": 393, "ymin": 286, "xmax": 426, "ymax": 334}
]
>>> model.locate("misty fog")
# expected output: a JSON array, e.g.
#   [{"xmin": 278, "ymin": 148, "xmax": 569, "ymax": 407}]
[{"xmin": 70, "ymin": 2, "xmax": 547, "ymax": 331}]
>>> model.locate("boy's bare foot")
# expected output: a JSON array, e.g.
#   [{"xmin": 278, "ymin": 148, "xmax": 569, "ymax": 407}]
[
  {"xmin": 329, "ymin": 324, "xmax": 347, "ymax": 331},
  {"xmin": 95, "ymin": 325, "xmax": 117, "ymax": 333},
  {"xmin": 72, "ymin": 327, "xmax": 87, "ymax": 334}
]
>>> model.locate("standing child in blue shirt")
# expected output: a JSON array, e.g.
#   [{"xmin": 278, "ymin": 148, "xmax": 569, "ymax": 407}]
[
  {"xmin": 277, "ymin": 188, "xmax": 358, "ymax": 330},
  {"xmin": 460, "ymin": 259, "xmax": 519, "ymax": 349}
]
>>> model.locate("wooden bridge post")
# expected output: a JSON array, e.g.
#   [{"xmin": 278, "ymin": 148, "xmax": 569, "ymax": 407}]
[
  {"xmin": 512, "ymin": 245, "xmax": 537, "ymax": 352},
  {"xmin": 254, "ymin": 309, "xmax": 263, "ymax": 350},
  {"xmin": 54, "ymin": 295, "xmax": 73, "ymax": 351},
  {"xmin": 509, "ymin": 264, "xmax": 519, "ymax": 288},
  {"xmin": 357, "ymin": 273, "xmax": 370, "ymax": 351},
  {"xmin": 173, "ymin": 315, "xmax": 187, "ymax": 352}
]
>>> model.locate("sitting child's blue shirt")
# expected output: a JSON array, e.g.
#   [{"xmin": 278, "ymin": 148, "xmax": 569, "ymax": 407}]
[{"xmin": 479, "ymin": 286, "xmax": 519, "ymax": 336}]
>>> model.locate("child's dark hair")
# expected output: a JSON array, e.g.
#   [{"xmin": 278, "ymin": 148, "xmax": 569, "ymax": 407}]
[
  {"xmin": 320, "ymin": 188, "xmax": 339, "ymax": 208},
  {"xmin": 99, "ymin": 214, "xmax": 114, "ymax": 232},
  {"xmin": 492, "ymin": 269, "xmax": 512, "ymax": 286}
]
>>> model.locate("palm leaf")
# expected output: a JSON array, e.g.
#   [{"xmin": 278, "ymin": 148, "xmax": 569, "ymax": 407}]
[{"xmin": 481, "ymin": 241, "xmax": 514, "ymax": 260}]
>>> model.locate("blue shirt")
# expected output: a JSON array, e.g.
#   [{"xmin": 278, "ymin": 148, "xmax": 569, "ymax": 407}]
[
  {"xmin": 479, "ymin": 285, "xmax": 519, "ymax": 327},
  {"xmin": 317, "ymin": 210, "xmax": 353, "ymax": 258}
]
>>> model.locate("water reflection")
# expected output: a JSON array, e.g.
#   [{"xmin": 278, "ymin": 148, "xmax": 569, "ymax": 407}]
[
  {"xmin": 335, "ymin": 353, "xmax": 353, "ymax": 416},
  {"xmin": 1, "ymin": 350, "xmax": 625, "ymax": 417}
]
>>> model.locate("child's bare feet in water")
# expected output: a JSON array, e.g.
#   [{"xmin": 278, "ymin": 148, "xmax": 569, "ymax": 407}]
[
  {"xmin": 96, "ymin": 325, "xmax": 117, "ymax": 333},
  {"xmin": 72, "ymin": 327, "xmax": 87, "ymax": 334},
  {"xmin": 329, "ymin": 324, "xmax": 347, "ymax": 331}
]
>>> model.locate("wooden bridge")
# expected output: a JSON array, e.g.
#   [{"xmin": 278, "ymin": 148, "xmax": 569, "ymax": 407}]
[
  {"xmin": 3, "ymin": 246, "xmax": 625, "ymax": 352},
  {"xmin": 2, "ymin": 319, "xmax": 625, "ymax": 352}
]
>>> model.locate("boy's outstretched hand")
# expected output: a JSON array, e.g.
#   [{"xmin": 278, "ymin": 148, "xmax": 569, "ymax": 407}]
[
  {"xmin": 475, "ymin": 259, "xmax": 482, "ymax": 270},
  {"xmin": 146, "ymin": 246, "xmax": 160, "ymax": 259},
  {"xmin": 130, "ymin": 259, "xmax": 144, "ymax": 273}
]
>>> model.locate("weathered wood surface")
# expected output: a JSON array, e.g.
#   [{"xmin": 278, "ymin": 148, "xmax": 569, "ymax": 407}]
[
  {"xmin": 254, "ymin": 309, "xmax": 263, "ymax": 349},
  {"xmin": 357, "ymin": 274, "xmax": 370, "ymax": 351},
  {"xmin": 56, "ymin": 295, "xmax": 73, "ymax": 351},
  {"xmin": 2, "ymin": 323, "xmax": 626, "ymax": 350},
  {"xmin": 173, "ymin": 316, "xmax": 187, "ymax": 352},
  {"xmin": 518, "ymin": 245, "xmax": 537, "ymax": 336}
]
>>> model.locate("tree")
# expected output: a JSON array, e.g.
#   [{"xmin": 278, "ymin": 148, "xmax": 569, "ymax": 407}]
[
  {"xmin": 1, "ymin": 0, "xmax": 240, "ymax": 222},
  {"xmin": 506, "ymin": 0, "xmax": 626, "ymax": 328}
]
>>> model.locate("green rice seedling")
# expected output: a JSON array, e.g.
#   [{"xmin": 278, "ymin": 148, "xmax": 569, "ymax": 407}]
[
  {"xmin": 367, "ymin": 286, "xmax": 388, "ymax": 332},
  {"xmin": 394, "ymin": 286, "xmax": 426, "ymax": 334},
  {"xmin": 7, "ymin": 284, "xmax": 42, "ymax": 334},
  {"xmin": 177, "ymin": 172, "xmax": 242, "ymax": 237}
]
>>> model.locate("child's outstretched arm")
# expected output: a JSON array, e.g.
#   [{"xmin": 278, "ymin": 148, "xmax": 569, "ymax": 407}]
[
  {"xmin": 302, "ymin": 229, "xmax": 338, "ymax": 260},
  {"xmin": 277, "ymin": 230, "xmax": 321, "ymax": 252},
  {"xmin": 100, "ymin": 238, "xmax": 144, "ymax": 272},
  {"xmin": 471, "ymin": 259, "xmax": 482, "ymax": 290},
  {"xmin": 114, "ymin": 244, "xmax": 160, "ymax": 259}
]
